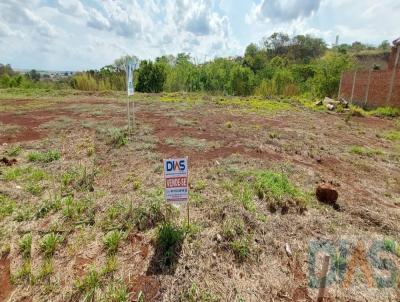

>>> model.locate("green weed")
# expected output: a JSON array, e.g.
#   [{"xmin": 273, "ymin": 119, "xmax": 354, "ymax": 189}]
[
  {"xmin": 107, "ymin": 128, "xmax": 128, "ymax": 148},
  {"xmin": 35, "ymin": 197, "xmax": 62, "ymax": 219},
  {"xmin": 222, "ymin": 217, "xmax": 245, "ymax": 241},
  {"xmin": 101, "ymin": 255, "xmax": 118, "ymax": 275},
  {"xmin": 103, "ymin": 230, "xmax": 124, "ymax": 255},
  {"xmin": 40, "ymin": 233, "xmax": 61, "ymax": 257},
  {"xmin": 156, "ymin": 222, "xmax": 185, "ymax": 266},
  {"xmin": 37, "ymin": 259, "xmax": 54, "ymax": 280},
  {"xmin": 370, "ymin": 107, "xmax": 400, "ymax": 118},
  {"xmin": 383, "ymin": 130, "xmax": 400, "ymax": 141},
  {"xmin": 5, "ymin": 145, "xmax": 22, "ymax": 156},
  {"xmin": 384, "ymin": 238, "xmax": 397, "ymax": 253},
  {"xmin": 28, "ymin": 150, "xmax": 60, "ymax": 163},
  {"xmin": 75, "ymin": 268, "xmax": 101, "ymax": 301},
  {"xmin": 230, "ymin": 237, "xmax": 251, "ymax": 261},
  {"xmin": 0, "ymin": 194, "xmax": 16, "ymax": 220},
  {"xmin": 103, "ymin": 281, "xmax": 129, "ymax": 302},
  {"xmin": 13, "ymin": 259, "xmax": 32, "ymax": 283},
  {"xmin": 19, "ymin": 233, "xmax": 32, "ymax": 258}
]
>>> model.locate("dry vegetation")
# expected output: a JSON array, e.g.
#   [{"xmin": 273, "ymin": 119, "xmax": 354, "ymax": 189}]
[{"xmin": 1, "ymin": 90, "xmax": 400, "ymax": 302}]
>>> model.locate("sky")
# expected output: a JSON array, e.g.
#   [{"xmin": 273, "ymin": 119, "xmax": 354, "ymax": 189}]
[{"xmin": 0, "ymin": 0, "xmax": 399, "ymax": 71}]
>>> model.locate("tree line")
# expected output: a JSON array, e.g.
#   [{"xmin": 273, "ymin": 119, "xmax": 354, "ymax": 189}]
[{"xmin": 1, "ymin": 33, "xmax": 393, "ymax": 98}]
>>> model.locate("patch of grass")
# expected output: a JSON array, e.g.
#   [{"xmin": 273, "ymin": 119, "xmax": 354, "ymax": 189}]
[
  {"xmin": 62, "ymin": 196, "xmax": 93, "ymax": 223},
  {"xmin": 61, "ymin": 165, "xmax": 96, "ymax": 192},
  {"xmin": 19, "ymin": 233, "xmax": 32, "ymax": 258},
  {"xmin": 103, "ymin": 281, "xmax": 129, "ymax": 302},
  {"xmin": 101, "ymin": 255, "xmax": 118, "ymax": 275},
  {"xmin": 13, "ymin": 259, "xmax": 32, "ymax": 283},
  {"xmin": 230, "ymin": 237, "xmax": 251, "ymax": 261},
  {"xmin": 216, "ymin": 97, "xmax": 293, "ymax": 113},
  {"xmin": 156, "ymin": 222, "xmax": 185, "ymax": 266},
  {"xmin": 28, "ymin": 150, "xmax": 60, "ymax": 163},
  {"xmin": 40, "ymin": 233, "xmax": 61, "ymax": 258},
  {"xmin": 0, "ymin": 194, "xmax": 16, "ymax": 220},
  {"xmin": 103, "ymin": 230, "xmax": 124, "ymax": 255},
  {"xmin": 254, "ymin": 170, "xmax": 310, "ymax": 212},
  {"xmin": 3, "ymin": 167, "xmax": 47, "ymax": 182},
  {"xmin": 182, "ymin": 282, "xmax": 219, "ymax": 302},
  {"xmin": 5, "ymin": 145, "xmax": 22, "ymax": 156},
  {"xmin": 383, "ymin": 130, "xmax": 400, "ymax": 141},
  {"xmin": 349, "ymin": 146, "xmax": 383, "ymax": 157},
  {"xmin": 225, "ymin": 180, "xmax": 256, "ymax": 213},
  {"xmin": 133, "ymin": 191, "xmax": 165, "ymax": 230},
  {"xmin": 383, "ymin": 238, "xmax": 397, "ymax": 254},
  {"xmin": 369, "ymin": 107, "xmax": 400, "ymax": 118},
  {"xmin": 37, "ymin": 259, "xmax": 54, "ymax": 280},
  {"xmin": 35, "ymin": 197, "xmax": 62, "ymax": 219},
  {"xmin": 107, "ymin": 128, "xmax": 128, "ymax": 148},
  {"xmin": 26, "ymin": 182, "xmax": 42, "ymax": 195},
  {"xmin": 222, "ymin": 216, "xmax": 245, "ymax": 241},
  {"xmin": 75, "ymin": 267, "xmax": 101, "ymax": 301}
]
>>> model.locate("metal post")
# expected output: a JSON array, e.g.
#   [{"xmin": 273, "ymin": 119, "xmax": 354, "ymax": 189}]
[
  {"xmin": 350, "ymin": 70, "xmax": 357, "ymax": 103},
  {"xmin": 317, "ymin": 255, "xmax": 330, "ymax": 302},
  {"xmin": 364, "ymin": 69, "xmax": 372, "ymax": 107},
  {"xmin": 338, "ymin": 72, "xmax": 343, "ymax": 99},
  {"xmin": 386, "ymin": 46, "xmax": 400, "ymax": 105}
]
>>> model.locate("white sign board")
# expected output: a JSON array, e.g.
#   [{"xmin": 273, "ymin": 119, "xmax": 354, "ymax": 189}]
[
  {"xmin": 127, "ymin": 62, "xmax": 134, "ymax": 96},
  {"xmin": 164, "ymin": 158, "xmax": 188, "ymax": 203}
]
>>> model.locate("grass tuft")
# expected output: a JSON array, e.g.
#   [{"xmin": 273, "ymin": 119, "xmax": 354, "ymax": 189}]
[
  {"xmin": 156, "ymin": 222, "xmax": 185, "ymax": 266},
  {"xmin": 103, "ymin": 230, "xmax": 124, "ymax": 255},
  {"xmin": 40, "ymin": 233, "xmax": 61, "ymax": 258},
  {"xmin": 349, "ymin": 146, "xmax": 383, "ymax": 157},
  {"xmin": 19, "ymin": 233, "xmax": 32, "ymax": 258},
  {"xmin": 28, "ymin": 150, "xmax": 60, "ymax": 163}
]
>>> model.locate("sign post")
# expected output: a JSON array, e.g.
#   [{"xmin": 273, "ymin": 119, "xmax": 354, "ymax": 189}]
[
  {"xmin": 163, "ymin": 157, "xmax": 189, "ymax": 225},
  {"xmin": 126, "ymin": 58, "xmax": 138, "ymax": 139}
]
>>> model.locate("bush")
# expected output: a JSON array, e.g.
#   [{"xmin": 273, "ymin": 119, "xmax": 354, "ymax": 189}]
[{"xmin": 136, "ymin": 60, "xmax": 166, "ymax": 93}]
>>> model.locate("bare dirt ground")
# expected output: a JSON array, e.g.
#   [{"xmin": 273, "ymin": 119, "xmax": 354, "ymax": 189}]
[{"xmin": 0, "ymin": 92, "xmax": 400, "ymax": 301}]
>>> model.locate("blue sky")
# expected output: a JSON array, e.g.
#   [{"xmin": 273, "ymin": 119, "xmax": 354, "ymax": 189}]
[{"xmin": 0, "ymin": 0, "xmax": 399, "ymax": 71}]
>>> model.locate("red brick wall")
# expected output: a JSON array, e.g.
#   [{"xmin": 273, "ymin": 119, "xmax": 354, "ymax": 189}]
[{"xmin": 340, "ymin": 69, "xmax": 400, "ymax": 108}]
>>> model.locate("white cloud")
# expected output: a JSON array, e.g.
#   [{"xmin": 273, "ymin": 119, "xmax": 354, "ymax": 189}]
[
  {"xmin": 248, "ymin": 0, "xmax": 321, "ymax": 23},
  {"xmin": 57, "ymin": 0, "xmax": 87, "ymax": 17}
]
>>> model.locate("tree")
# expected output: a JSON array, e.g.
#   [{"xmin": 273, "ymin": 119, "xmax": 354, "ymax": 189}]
[
  {"xmin": 378, "ymin": 40, "xmax": 390, "ymax": 51},
  {"xmin": 310, "ymin": 53, "xmax": 355, "ymax": 97},
  {"xmin": 27, "ymin": 69, "xmax": 40, "ymax": 82},
  {"xmin": 136, "ymin": 60, "xmax": 166, "ymax": 93},
  {"xmin": 229, "ymin": 65, "xmax": 254, "ymax": 96}
]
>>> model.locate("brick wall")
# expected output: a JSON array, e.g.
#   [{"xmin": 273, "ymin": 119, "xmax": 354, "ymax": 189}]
[{"xmin": 340, "ymin": 69, "xmax": 400, "ymax": 108}]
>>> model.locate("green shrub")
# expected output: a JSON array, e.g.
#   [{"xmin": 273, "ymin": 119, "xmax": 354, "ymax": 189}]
[{"xmin": 28, "ymin": 150, "xmax": 60, "ymax": 163}]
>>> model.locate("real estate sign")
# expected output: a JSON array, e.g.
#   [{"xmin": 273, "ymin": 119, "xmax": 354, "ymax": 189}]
[
  {"xmin": 163, "ymin": 158, "xmax": 188, "ymax": 203},
  {"xmin": 127, "ymin": 62, "xmax": 134, "ymax": 96}
]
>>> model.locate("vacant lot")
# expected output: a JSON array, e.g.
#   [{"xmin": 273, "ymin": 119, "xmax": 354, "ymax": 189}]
[{"xmin": 1, "ymin": 90, "xmax": 400, "ymax": 301}]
